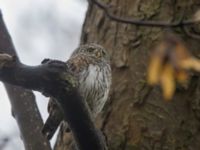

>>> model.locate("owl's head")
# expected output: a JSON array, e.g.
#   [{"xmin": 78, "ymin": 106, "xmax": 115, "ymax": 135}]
[{"xmin": 71, "ymin": 43, "xmax": 110, "ymax": 62}]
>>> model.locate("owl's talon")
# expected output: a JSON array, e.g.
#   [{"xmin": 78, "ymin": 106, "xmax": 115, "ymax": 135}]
[
  {"xmin": 48, "ymin": 60, "xmax": 66, "ymax": 69},
  {"xmin": 42, "ymin": 59, "xmax": 68, "ymax": 74},
  {"xmin": 41, "ymin": 58, "xmax": 50, "ymax": 64}
]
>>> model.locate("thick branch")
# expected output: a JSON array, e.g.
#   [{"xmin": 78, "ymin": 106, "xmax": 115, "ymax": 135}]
[
  {"xmin": 0, "ymin": 56, "xmax": 107, "ymax": 150},
  {"xmin": 0, "ymin": 12, "xmax": 51, "ymax": 150}
]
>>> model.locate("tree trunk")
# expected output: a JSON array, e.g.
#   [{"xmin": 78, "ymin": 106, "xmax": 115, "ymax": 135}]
[{"xmin": 55, "ymin": 0, "xmax": 200, "ymax": 149}]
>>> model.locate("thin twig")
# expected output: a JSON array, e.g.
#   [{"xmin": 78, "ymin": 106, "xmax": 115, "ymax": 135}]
[
  {"xmin": 89, "ymin": 0, "xmax": 200, "ymax": 27},
  {"xmin": 183, "ymin": 26, "xmax": 200, "ymax": 40}
]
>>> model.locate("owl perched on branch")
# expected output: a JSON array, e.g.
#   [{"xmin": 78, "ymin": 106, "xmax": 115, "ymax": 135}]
[{"xmin": 42, "ymin": 43, "xmax": 112, "ymax": 140}]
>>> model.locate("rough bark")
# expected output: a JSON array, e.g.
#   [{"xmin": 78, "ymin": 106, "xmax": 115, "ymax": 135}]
[{"xmin": 55, "ymin": 0, "xmax": 200, "ymax": 150}]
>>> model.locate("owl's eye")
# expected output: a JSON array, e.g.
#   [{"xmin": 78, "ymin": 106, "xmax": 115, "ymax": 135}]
[
  {"xmin": 87, "ymin": 48, "xmax": 94, "ymax": 53},
  {"xmin": 102, "ymin": 50, "xmax": 106, "ymax": 56},
  {"xmin": 95, "ymin": 51, "xmax": 101, "ymax": 58}
]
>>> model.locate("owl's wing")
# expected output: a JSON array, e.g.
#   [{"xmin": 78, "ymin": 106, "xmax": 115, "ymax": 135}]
[{"xmin": 42, "ymin": 98, "xmax": 63, "ymax": 140}]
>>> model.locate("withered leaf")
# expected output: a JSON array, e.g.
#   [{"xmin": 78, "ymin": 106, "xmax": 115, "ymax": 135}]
[
  {"xmin": 160, "ymin": 64, "xmax": 175, "ymax": 100},
  {"xmin": 147, "ymin": 34, "xmax": 200, "ymax": 100}
]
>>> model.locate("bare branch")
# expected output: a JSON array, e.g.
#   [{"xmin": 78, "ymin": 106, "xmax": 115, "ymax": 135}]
[
  {"xmin": 0, "ymin": 11, "xmax": 51, "ymax": 150},
  {"xmin": 89, "ymin": 0, "xmax": 200, "ymax": 27},
  {"xmin": 0, "ymin": 56, "xmax": 107, "ymax": 150}
]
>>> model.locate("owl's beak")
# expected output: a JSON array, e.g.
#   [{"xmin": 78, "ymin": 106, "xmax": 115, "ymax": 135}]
[{"xmin": 96, "ymin": 51, "xmax": 101, "ymax": 58}]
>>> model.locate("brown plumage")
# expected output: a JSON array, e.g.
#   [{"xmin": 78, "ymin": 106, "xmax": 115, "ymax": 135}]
[{"xmin": 42, "ymin": 44, "xmax": 111, "ymax": 140}]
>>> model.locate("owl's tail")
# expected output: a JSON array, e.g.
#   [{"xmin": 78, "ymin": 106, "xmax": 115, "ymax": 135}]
[{"xmin": 42, "ymin": 98, "xmax": 71, "ymax": 140}]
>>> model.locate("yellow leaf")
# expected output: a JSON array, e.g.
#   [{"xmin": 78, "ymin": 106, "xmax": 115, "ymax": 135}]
[
  {"xmin": 181, "ymin": 58, "xmax": 200, "ymax": 71},
  {"xmin": 160, "ymin": 64, "xmax": 175, "ymax": 100},
  {"xmin": 147, "ymin": 56, "xmax": 162, "ymax": 85},
  {"xmin": 176, "ymin": 70, "xmax": 188, "ymax": 84},
  {"xmin": 175, "ymin": 43, "xmax": 190, "ymax": 61}
]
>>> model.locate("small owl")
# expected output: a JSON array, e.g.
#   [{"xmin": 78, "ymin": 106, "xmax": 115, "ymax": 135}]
[{"xmin": 42, "ymin": 43, "xmax": 111, "ymax": 140}]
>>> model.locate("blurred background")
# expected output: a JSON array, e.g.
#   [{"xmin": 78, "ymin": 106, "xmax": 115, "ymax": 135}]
[{"xmin": 0, "ymin": 0, "xmax": 87, "ymax": 149}]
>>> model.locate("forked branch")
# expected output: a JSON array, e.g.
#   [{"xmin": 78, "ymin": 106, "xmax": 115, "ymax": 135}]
[
  {"xmin": 0, "ymin": 53, "xmax": 107, "ymax": 150},
  {"xmin": 0, "ymin": 12, "xmax": 107, "ymax": 150}
]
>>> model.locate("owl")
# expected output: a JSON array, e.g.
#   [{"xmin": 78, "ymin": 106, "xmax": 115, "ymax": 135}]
[{"xmin": 42, "ymin": 43, "xmax": 111, "ymax": 140}]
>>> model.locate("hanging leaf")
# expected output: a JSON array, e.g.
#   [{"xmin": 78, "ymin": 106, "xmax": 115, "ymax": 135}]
[
  {"xmin": 160, "ymin": 64, "xmax": 175, "ymax": 100},
  {"xmin": 147, "ymin": 34, "xmax": 200, "ymax": 100}
]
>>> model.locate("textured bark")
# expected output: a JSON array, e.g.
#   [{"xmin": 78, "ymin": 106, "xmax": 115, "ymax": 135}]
[{"xmin": 55, "ymin": 0, "xmax": 200, "ymax": 150}]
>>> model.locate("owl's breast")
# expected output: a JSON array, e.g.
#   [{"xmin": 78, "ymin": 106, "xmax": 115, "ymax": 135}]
[{"xmin": 78, "ymin": 64, "xmax": 111, "ymax": 117}]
